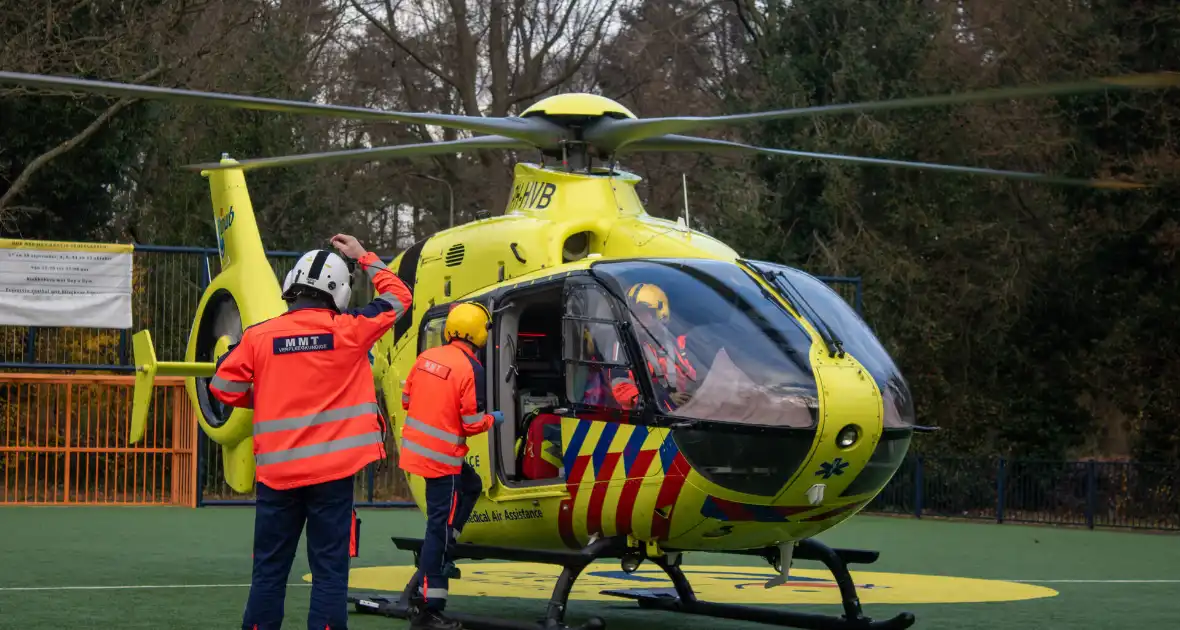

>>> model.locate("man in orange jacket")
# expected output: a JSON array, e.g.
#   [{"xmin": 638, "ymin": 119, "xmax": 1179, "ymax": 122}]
[
  {"xmin": 399, "ymin": 301, "xmax": 503, "ymax": 630},
  {"xmin": 210, "ymin": 234, "xmax": 412, "ymax": 630}
]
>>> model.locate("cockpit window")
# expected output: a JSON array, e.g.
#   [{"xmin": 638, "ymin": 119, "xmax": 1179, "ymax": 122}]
[
  {"xmin": 745, "ymin": 261, "xmax": 916, "ymax": 429},
  {"xmin": 590, "ymin": 259, "xmax": 819, "ymax": 428}
]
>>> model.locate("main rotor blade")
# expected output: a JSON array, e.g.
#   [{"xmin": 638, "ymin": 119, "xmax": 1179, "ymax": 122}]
[
  {"xmin": 186, "ymin": 135, "xmax": 534, "ymax": 172},
  {"xmin": 0, "ymin": 71, "xmax": 565, "ymax": 147},
  {"xmin": 623, "ymin": 134, "xmax": 1146, "ymax": 189},
  {"xmin": 589, "ymin": 72, "xmax": 1180, "ymax": 151}
]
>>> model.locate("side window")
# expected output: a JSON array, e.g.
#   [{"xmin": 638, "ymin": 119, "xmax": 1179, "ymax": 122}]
[
  {"xmin": 420, "ymin": 315, "xmax": 448, "ymax": 353},
  {"xmin": 562, "ymin": 281, "xmax": 635, "ymax": 410}
]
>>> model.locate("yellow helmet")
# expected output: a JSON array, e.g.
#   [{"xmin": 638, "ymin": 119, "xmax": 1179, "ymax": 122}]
[
  {"xmin": 445, "ymin": 302, "xmax": 491, "ymax": 347},
  {"xmin": 626, "ymin": 282, "xmax": 669, "ymax": 320}
]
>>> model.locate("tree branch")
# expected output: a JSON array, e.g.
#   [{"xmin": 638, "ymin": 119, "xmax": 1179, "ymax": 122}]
[
  {"xmin": 347, "ymin": 0, "xmax": 461, "ymax": 93},
  {"xmin": 445, "ymin": 0, "xmax": 482, "ymax": 117},
  {"xmin": 732, "ymin": 0, "xmax": 768, "ymax": 60},
  {"xmin": 0, "ymin": 63, "xmax": 166, "ymax": 214},
  {"xmin": 520, "ymin": 0, "xmax": 581, "ymax": 93},
  {"xmin": 509, "ymin": 0, "xmax": 618, "ymax": 106}
]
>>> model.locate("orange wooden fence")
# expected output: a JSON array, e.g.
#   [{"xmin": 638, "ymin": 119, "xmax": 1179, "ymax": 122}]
[{"xmin": 0, "ymin": 373, "xmax": 198, "ymax": 507}]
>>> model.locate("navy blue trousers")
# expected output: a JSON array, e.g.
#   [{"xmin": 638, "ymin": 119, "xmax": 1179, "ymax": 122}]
[
  {"xmin": 242, "ymin": 476, "xmax": 354, "ymax": 630},
  {"xmin": 417, "ymin": 463, "xmax": 482, "ymax": 612}
]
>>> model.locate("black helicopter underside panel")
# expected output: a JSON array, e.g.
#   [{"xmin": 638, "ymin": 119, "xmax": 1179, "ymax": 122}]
[
  {"xmin": 707, "ymin": 543, "xmax": 880, "ymax": 566},
  {"xmin": 348, "ymin": 536, "xmax": 915, "ymax": 630},
  {"xmin": 388, "ymin": 535, "xmax": 630, "ymax": 562}
]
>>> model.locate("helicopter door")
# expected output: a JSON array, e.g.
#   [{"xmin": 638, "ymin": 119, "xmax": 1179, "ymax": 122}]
[
  {"xmin": 561, "ymin": 277, "xmax": 636, "ymax": 415},
  {"xmin": 560, "ymin": 277, "xmax": 666, "ymax": 481}
]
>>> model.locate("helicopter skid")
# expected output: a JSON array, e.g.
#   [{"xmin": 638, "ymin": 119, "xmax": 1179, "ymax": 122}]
[
  {"xmin": 601, "ymin": 539, "xmax": 916, "ymax": 630},
  {"xmin": 347, "ymin": 535, "xmax": 626, "ymax": 630},
  {"xmin": 347, "ymin": 536, "xmax": 913, "ymax": 630},
  {"xmin": 602, "ymin": 590, "xmax": 914, "ymax": 630}
]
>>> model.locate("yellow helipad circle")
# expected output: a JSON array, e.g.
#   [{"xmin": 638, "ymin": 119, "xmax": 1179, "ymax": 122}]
[{"xmin": 308, "ymin": 562, "xmax": 1057, "ymax": 605}]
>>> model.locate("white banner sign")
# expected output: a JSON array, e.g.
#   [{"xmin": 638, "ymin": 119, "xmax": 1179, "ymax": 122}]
[{"xmin": 0, "ymin": 238, "xmax": 134, "ymax": 329}]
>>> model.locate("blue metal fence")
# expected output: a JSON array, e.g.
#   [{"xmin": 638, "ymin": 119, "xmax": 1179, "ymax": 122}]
[
  {"xmin": 201, "ymin": 451, "xmax": 1180, "ymax": 531},
  {"xmin": 867, "ymin": 455, "xmax": 1180, "ymax": 531}
]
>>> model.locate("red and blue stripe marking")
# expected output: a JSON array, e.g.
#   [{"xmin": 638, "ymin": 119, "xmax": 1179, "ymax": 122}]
[{"xmin": 557, "ymin": 421, "xmax": 692, "ymax": 548}]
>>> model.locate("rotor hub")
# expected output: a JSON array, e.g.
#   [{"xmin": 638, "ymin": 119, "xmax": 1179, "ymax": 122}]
[{"xmin": 521, "ymin": 93, "xmax": 637, "ymax": 120}]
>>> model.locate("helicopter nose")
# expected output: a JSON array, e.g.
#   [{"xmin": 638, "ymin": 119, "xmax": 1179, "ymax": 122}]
[{"xmin": 671, "ymin": 427, "xmax": 817, "ymax": 497}]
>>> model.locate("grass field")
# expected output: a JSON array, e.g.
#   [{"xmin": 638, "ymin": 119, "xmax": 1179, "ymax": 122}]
[{"xmin": 1, "ymin": 507, "xmax": 1178, "ymax": 629}]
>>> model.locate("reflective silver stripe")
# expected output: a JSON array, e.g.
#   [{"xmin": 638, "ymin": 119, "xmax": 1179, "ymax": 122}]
[
  {"xmin": 376, "ymin": 292, "xmax": 405, "ymax": 314},
  {"xmin": 401, "ymin": 438, "xmax": 464, "ymax": 467},
  {"xmin": 462, "ymin": 413, "xmax": 486, "ymax": 425},
  {"xmin": 254, "ymin": 403, "xmax": 381, "ymax": 436},
  {"xmin": 405, "ymin": 416, "xmax": 465, "ymax": 445},
  {"xmin": 610, "ymin": 378, "xmax": 632, "ymax": 389},
  {"xmin": 365, "ymin": 259, "xmax": 391, "ymax": 280},
  {"xmin": 256, "ymin": 431, "xmax": 383, "ymax": 466},
  {"xmin": 424, "ymin": 588, "xmax": 448, "ymax": 599},
  {"xmin": 211, "ymin": 375, "xmax": 251, "ymax": 393}
]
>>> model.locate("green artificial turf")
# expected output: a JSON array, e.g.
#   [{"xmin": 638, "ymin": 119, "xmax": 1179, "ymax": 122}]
[{"xmin": 0, "ymin": 507, "xmax": 1177, "ymax": 629}]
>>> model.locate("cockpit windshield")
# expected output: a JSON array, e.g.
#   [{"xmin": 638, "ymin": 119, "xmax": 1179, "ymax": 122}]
[
  {"xmin": 745, "ymin": 261, "xmax": 916, "ymax": 429},
  {"xmin": 590, "ymin": 259, "xmax": 819, "ymax": 428}
]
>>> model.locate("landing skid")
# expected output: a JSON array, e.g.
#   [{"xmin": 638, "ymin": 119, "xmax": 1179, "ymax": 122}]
[
  {"xmin": 348, "ymin": 535, "xmax": 625, "ymax": 629},
  {"xmin": 347, "ymin": 536, "xmax": 915, "ymax": 630},
  {"xmin": 601, "ymin": 539, "xmax": 915, "ymax": 630}
]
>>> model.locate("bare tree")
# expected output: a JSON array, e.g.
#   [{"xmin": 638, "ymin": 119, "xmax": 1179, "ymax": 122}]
[{"xmin": 342, "ymin": 0, "xmax": 624, "ymax": 214}]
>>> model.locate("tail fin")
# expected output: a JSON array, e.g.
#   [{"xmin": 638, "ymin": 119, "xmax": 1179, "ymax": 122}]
[
  {"xmin": 129, "ymin": 331, "xmax": 159, "ymax": 445},
  {"xmin": 128, "ymin": 330, "xmax": 215, "ymax": 444}
]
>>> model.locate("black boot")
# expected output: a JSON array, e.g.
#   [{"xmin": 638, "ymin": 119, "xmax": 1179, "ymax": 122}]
[
  {"xmin": 409, "ymin": 609, "xmax": 463, "ymax": 630},
  {"xmin": 443, "ymin": 561, "xmax": 461, "ymax": 579}
]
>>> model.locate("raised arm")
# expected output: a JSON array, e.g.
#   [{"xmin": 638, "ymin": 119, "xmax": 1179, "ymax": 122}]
[{"xmin": 331, "ymin": 234, "xmax": 413, "ymax": 347}]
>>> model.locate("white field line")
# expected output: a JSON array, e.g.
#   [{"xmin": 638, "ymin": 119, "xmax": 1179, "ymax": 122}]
[
  {"xmin": 0, "ymin": 583, "xmax": 312, "ymax": 592},
  {"xmin": 1005, "ymin": 579, "xmax": 1180, "ymax": 584}
]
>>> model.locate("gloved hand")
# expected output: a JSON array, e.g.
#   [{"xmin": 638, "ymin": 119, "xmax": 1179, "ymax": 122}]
[
  {"xmin": 612, "ymin": 382, "xmax": 640, "ymax": 407},
  {"xmin": 490, "ymin": 411, "xmax": 505, "ymax": 426}
]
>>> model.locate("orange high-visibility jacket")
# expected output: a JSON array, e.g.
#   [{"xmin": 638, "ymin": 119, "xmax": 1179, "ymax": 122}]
[
  {"xmin": 610, "ymin": 335, "xmax": 697, "ymax": 409},
  {"xmin": 399, "ymin": 340, "xmax": 496, "ymax": 478},
  {"xmin": 209, "ymin": 251, "xmax": 412, "ymax": 490}
]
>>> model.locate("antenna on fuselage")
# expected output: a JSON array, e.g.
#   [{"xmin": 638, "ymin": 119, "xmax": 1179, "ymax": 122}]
[{"xmin": 681, "ymin": 173, "xmax": 690, "ymax": 229}]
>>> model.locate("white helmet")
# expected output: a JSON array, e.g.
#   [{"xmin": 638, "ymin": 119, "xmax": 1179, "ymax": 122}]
[{"xmin": 281, "ymin": 249, "xmax": 353, "ymax": 311}]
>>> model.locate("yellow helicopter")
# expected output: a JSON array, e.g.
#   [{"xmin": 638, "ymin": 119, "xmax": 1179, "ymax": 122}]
[{"xmin": 0, "ymin": 69, "xmax": 1174, "ymax": 630}]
